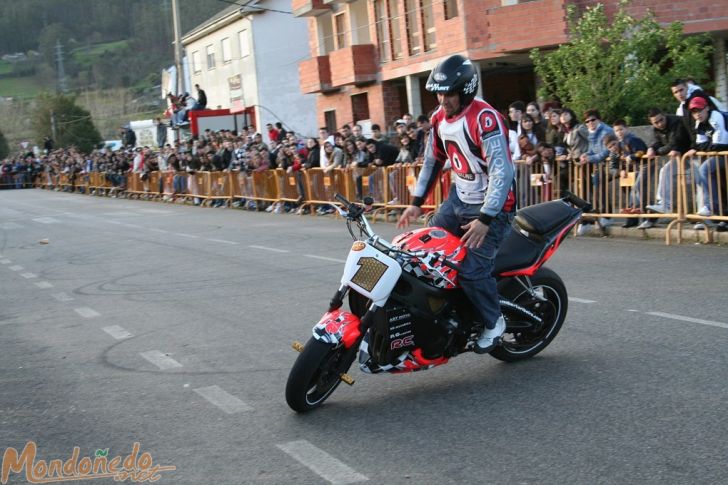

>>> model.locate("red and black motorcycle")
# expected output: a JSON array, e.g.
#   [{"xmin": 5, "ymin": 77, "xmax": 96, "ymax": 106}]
[{"xmin": 286, "ymin": 192, "xmax": 591, "ymax": 412}]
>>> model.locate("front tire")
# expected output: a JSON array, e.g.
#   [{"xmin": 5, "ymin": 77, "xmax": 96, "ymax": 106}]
[
  {"xmin": 490, "ymin": 267, "xmax": 567, "ymax": 362},
  {"xmin": 285, "ymin": 337, "xmax": 356, "ymax": 412}
]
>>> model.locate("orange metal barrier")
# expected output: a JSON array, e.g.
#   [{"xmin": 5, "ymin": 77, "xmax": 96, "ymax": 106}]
[
  {"xmin": 682, "ymin": 151, "xmax": 728, "ymax": 243},
  {"xmin": 32, "ymin": 161, "xmax": 726, "ymax": 244}
]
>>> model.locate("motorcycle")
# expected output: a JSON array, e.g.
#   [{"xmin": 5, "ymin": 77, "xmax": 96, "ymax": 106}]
[{"xmin": 285, "ymin": 192, "xmax": 591, "ymax": 412}]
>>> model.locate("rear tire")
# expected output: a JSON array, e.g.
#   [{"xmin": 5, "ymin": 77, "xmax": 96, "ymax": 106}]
[
  {"xmin": 285, "ymin": 337, "xmax": 356, "ymax": 412},
  {"xmin": 490, "ymin": 267, "xmax": 567, "ymax": 362}
]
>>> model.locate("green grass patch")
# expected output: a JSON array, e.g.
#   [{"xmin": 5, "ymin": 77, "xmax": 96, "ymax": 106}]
[
  {"xmin": 0, "ymin": 76, "xmax": 47, "ymax": 100},
  {"xmin": 73, "ymin": 40, "xmax": 129, "ymax": 67},
  {"xmin": 0, "ymin": 60, "xmax": 13, "ymax": 75}
]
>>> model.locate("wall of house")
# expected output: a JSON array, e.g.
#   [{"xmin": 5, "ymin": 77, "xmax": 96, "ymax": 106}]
[
  {"xmin": 185, "ymin": 16, "xmax": 259, "ymax": 113},
  {"xmin": 253, "ymin": 0, "xmax": 317, "ymax": 138}
]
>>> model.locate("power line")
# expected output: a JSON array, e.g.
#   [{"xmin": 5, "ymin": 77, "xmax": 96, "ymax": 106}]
[{"xmin": 215, "ymin": 0, "xmax": 292, "ymax": 15}]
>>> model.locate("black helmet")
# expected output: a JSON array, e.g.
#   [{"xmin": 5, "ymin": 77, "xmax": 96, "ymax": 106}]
[{"xmin": 425, "ymin": 54, "xmax": 479, "ymax": 106}]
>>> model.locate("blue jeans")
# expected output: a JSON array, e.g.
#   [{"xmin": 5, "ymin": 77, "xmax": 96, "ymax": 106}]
[
  {"xmin": 698, "ymin": 157, "xmax": 727, "ymax": 215},
  {"xmin": 429, "ymin": 185, "xmax": 514, "ymax": 329}
]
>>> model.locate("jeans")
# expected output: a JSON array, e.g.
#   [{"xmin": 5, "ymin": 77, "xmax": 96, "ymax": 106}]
[
  {"xmin": 429, "ymin": 185, "xmax": 515, "ymax": 329},
  {"xmin": 698, "ymin": 157, "xmax": 727, "ymax": 215}
]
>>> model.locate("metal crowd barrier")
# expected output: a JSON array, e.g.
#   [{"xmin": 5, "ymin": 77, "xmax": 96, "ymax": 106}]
[
  {"xmin": 24, "ymin": 155, "xmax": 728, "ymax": 244},
  {"xmin": 682, "ymin": 151, "xmax": 728, "ymax": 244}
]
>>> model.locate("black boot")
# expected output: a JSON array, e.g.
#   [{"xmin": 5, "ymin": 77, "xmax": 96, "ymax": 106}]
[{"xmin": 622, "ymin": 219, "xmax": 638, "ymax": 228}]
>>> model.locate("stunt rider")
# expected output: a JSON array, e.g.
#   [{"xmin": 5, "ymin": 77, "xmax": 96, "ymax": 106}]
[{"xmin": 397, "ymin": 54, "xmax": 517, "ymax": 353}]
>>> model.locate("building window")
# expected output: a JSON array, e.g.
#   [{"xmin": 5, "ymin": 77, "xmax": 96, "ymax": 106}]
[
  {"xmin": 192, "ymin": 50, "xmax": 201, "ymax": 74},
  {"xmin": 351, "ymin": 93, "xmax": 370, "ymax": 122},
  {"xmin": 206, "ymin": 44, "xmax": 216, "ymax": 70},
  {"xmin": 405, "ymin": 0, "xmax": 420, "ymax": 56},
  {"xmin": 221, "ymin": 37, "xmax": 232, "ymax": 63},
  {"xmin": 387, "ymin": 0, "xmax": 403, "ymax": 60},
  {"xmin": 421, "ymin": 0, "xmax": 436, "ymax": 51},
  {"xmin": 238, "ymin": 30, "xmax": 250, "ymax": 58},
  {"xmin": 334, "ymin": 13, "xmax": 347, "ymax": 50},
  {"xmin": 319, "ymin": 13, "xmax": 335, "ymax": 55},
  {"xmin": 324, "ymin": 110, "xmax": 337, "ymax": 135},
  {"xmin": 374, "ymin": 0, "xmax": 390, "ymax": 63},
  {"xmin": 444, "ymin": 0, "xmax": 459, "ymax": 19}
]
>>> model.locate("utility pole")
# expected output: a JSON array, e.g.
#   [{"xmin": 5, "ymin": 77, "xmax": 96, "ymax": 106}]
[
  {"xmin": 55, "ymin": 39, "xmax": 68, "ymax": 93},
  {"xmin": 171, "ymin": 0, "xmax": 184, "ymax": 96},
  {"xmin": 50, "ymin": 110, "xmax": 57, "ymax": 141}
]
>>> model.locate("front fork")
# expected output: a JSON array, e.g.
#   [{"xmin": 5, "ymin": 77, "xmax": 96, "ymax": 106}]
[{"xmin": 292, "ymin": 285, "xmax": 380, "ymax": 386}]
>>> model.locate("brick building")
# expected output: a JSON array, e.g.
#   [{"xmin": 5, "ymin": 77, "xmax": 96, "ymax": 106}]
[{"xmin": 294, "ymin": 0, "xmax": 728, "ymax": 133}]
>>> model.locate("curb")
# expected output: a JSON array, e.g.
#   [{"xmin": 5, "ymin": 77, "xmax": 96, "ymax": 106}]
[{"xmin": 577, "ymin": 223, "xmax": 728, "ymax": 245}]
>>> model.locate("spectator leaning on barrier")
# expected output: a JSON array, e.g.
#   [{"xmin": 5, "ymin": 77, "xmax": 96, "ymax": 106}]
[
  {"xmin": 576, "ymin": 109, "xmax": 613, "ymax": 234},
  {"xmin": 526, "ymin": 101, "xmax": 544, "ymax": 133},
  {"xmin": 639, "ymin": 108, "xmax": 692, "ymax": 228},
  {"xmin": 560, "ymin": 108, "xmax": 589, "ymax": 162},
  {"xmin": 371, "ymin": 124, "xmax": 389, "ymax": 144},
  {"xmin": 612, "ymin": 119, "xmax": 648, "ymax": 221},
  {"xmin": 683, "ymin": 96, "xmax": 728, "ymax": 224}
]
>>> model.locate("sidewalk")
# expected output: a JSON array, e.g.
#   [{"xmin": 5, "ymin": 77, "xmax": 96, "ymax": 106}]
[{"xmin": 576, "ymin": 219, "xmax": 728, "ymax": 245}]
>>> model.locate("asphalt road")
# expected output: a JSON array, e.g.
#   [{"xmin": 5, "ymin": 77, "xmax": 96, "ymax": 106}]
[{"xmin": 1, "ymin": 189, "xmax": 726, "ymax": 485}]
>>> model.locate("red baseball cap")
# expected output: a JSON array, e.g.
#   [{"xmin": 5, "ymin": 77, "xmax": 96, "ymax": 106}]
[{"xmin": 688, "ymin": 97, "xmax": 708, "ymax": 110}]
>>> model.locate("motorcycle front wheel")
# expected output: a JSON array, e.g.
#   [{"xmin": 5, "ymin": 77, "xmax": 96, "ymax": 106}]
[
  {"xmin": 285, "ymin": 337, "xmax": 356, "ymax": 412},
  {"xmin": 491, "ymin": 267, "xmax": 567, "ymax": 362}
]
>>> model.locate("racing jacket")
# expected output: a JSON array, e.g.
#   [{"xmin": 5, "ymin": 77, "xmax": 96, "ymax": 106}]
[{"xmin": 411, "ymin": 97, "xmax": 516, "ymax": 225}]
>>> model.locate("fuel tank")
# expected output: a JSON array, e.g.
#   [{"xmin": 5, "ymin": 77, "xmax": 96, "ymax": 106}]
[{"xmin": 392, "ymin": 227, "xmax": 466, "ymax": 289}]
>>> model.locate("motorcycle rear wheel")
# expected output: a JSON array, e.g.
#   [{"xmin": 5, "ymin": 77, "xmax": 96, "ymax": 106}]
[
  {"xmin": 490, "ymin": 267, "xmax": 567, "ymax": 362},
  {"xmin": 285, "ymin": 337, "xmax": 355, "ymax": 412}
]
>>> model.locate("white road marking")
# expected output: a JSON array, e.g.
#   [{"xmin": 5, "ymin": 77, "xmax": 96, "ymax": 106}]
[
  {"xmin": 626, "ymin": 309, "xmax": 639, "ymax": 313},
  {"xmin": 174, "ymin": 233, "xmax": 199, "ymax": 239},
  {"xmin": 148, "ymin": 228, "xmax": 169, "ymax": 233},
  {"xmin": 121, "ymin": 223, "xmax": 142, "ymax": 229},
  {"xmin": 249, "ymin": 245, "xmax": 289, "ymax": 253},
  {"xmin": 0, "ymin": 259, "xmax": 11, "ymax": 264},
  {"xmin": 9, "ymin": 265, "xmax": 23, "ymax": 271},
  {"xmin": 0, "ymin": 222, "xmax": 22, "ymax": 229},
  {"xmin": 140, "ymin": 350, "xmax": 183, "ymax": 370},
  {"xmin": 207, "ymin": 238, "xmax": 238, "ymax": 245},
  {"xmin": 646, "ymin": 311, "xmax": 728, "ymax": 330},
  {"xmin": 193, "ymin": 385, "xmax": 251, "ymax": 414},
  {"xmin": 305, "ymin": 254, "xmax": 347, "ymax": 263},
  {"xmin": 20, "ymin": 272, "xmax": 36, "ymax": 279},
  {"xmin": 103, "ymin": 325, "xmax": 133, "ymax": 340},
  {"xmin": 32, "ymin": 217, "xmax": 61, "ymax": 224},
  {"xmin": 35, "ymin": 281, "xmax": 54, "ymax": 289},
  {"xmin": 52, "ymin": 292, "xmax": 74, "ymax": 302},
  {"xmin": 569, "ymin": 297, "xmax": 596, "ymax": 304},
  {"xmin": 277, "ymin": 440, "xmax": 368, "ymax": 485},
  {"xmin": 74, "ymin": 307, "xmax": 101, "ymax": 318}
]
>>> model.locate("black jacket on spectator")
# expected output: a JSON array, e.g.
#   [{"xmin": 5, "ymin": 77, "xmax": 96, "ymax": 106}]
[
  {"xmin": 650, "ymin": 115, "xmax": 691, "ymax": 155},
  {"xmin": 304, "ymin": 147, "xmax": 320, "ymax": 169},
  {"xmin": 373, "ymin": 142, "xmax": 399, "ymax": 167},
  {"xmin": 214, "ymin": 148, "xmax": 232, "ymax": 170}
]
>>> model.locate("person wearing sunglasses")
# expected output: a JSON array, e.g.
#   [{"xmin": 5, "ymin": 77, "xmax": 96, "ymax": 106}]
[{"xmin": 576, "ymin": 109, "xmax": 614, "ymax": 235}]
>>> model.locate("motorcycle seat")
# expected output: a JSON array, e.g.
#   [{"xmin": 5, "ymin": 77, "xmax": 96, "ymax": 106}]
[{"xmin": 514, "ymin": 200, "xmax": 580, "ymax": 236}]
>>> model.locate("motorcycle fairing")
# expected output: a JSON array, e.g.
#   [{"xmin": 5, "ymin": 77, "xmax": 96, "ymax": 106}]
[
  {"xmin": 312, "ymin": 310, "xmax": 362, "ymax": 348},
  {"xmin": 358, "ymin": 334, "xmax": 449, "ymax": 374},
  {"xmin": 341, "ymin": 242, "xmax": 402, "ymax": 306}
]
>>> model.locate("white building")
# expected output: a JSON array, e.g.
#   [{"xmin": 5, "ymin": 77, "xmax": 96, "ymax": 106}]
[{"xmin": 182, "ymin": 2, "xmax": 317, "ymax": 141}]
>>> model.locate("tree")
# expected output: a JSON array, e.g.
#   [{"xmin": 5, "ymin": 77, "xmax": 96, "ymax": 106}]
[
  {"xmin": 31, "ymin": 93, "xmax": 102, "ymax": 152},
  {"xmin": 0, "ymin": 129, "xmax": 9, "ymax": 159},
  {"xmin": 530, "ymin": 1, "xmax": 713, "ymax": 125}
]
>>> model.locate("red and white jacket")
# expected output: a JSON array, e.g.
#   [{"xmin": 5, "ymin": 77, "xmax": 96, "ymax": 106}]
[{"xmin": 412, "ymin": 97, "xmax": 516, "ymax": 221}]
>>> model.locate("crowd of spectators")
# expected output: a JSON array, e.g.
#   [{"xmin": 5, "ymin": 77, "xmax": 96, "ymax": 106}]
[{"xmin": 2, "ymin": 78, "xmax": 726, "ymax": 232}]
